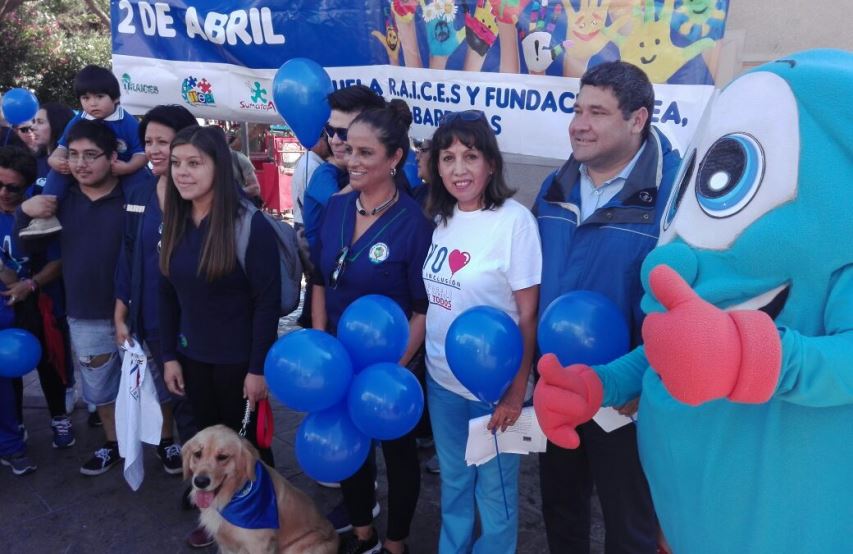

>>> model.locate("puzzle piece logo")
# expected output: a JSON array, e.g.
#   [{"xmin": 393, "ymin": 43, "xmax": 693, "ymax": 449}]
[
  {"xmin": 239, "ymin": 80, "xmax": 276, "ymax": 112},
  {"xmin": 181, "ymin": 75, "xmax": 216, "ymax": 106}
]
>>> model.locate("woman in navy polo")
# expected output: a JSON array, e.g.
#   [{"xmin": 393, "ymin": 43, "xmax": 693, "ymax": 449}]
[
  {"xmin": 159, "ymin": 126, "xmax": 280, "ymax": 460},
  {"xmin": 311, "ymin": 99, "xmax": 433, "ymax": 554}
]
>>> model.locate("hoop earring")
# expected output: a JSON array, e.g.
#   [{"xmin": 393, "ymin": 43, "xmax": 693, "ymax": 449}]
[{"xmin": 390, "ymin": 167, "xmax": 397, "ymax": 176}]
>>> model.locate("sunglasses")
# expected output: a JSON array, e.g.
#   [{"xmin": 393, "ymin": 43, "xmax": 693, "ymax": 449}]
[
  {"xmin": 16, "ymin": 126, "xmax": 33, "ymax": 134},
  {"xmin": 411, "ymin": 138, "xmax": 432, "ymax": 152},
  {"xmin": 329, "ymin": 246, "xmax": 350, "ymax": 289},
  {"xmin": 0, "ymin": 183, "xmax": 24, "ymax": 194},
  {"xmin": 439, "ymin": 110, "xmax": 487, "ymax": 126},
  {"xmin": 323, "ymin": 124, "xmax": 348, "ymax": 142}
]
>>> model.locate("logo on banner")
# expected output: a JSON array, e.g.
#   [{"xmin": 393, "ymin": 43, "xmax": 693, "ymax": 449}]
[
  {"xmin": 239, "ymin": 81, "xmax": 276, "ymax": 113},
  {"xmin": 121, "ymin": 73, "xmax": 159, "ymax": 95},
  {"xmin": 181, "ymin": 76, "xmax": 216, "ymax": 106}
]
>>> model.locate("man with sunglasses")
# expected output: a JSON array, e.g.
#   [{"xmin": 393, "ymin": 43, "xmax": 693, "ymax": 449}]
[
  {"xmin": 16, "ymin": 120, "xmax": 152, "ymax": 477},
  {"xmin": 534, "ymin": 61, "xmax": 681, "ymax": 553},
  {"xmin": 302, "ymin": 84, "xmax": 386, "ymax": 253}
]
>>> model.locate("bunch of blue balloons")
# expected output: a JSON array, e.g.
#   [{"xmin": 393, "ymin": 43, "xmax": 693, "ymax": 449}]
[{"xmin": 265, "ymin": 295, "xmax": 424, "ymax": 482}]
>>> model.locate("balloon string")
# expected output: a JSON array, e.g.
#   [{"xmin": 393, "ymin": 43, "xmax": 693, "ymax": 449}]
[{"xmin": 493, "ymin": 431, "xmax": 510, "ymax": 520}]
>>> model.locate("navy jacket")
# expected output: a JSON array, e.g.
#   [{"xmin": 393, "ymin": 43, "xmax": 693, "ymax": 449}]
[{"xmin": 534, "ymin": 128, "xmax": 680, "ymax": 346}]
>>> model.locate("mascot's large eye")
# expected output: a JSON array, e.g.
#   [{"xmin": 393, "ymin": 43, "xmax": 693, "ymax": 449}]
[
  {"xmin": 663, "ymin": 149, "xmax": 696, "ymax": 230},
  {"xmin": 695, "ymin": 133, "xmax": 764, "ymax": 218}
]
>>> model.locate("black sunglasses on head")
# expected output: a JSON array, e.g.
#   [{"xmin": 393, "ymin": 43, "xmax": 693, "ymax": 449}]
[
  {"xmin": 324, "ymin": 124, "xmax": 348, "ymax": 142},
  {"xmin": 439, "ymin": 110, "xmax": 487, "ymax": 126},
  {"xmin": 411, "ymin": 138, "xmax": 432, "ymax": 152}
]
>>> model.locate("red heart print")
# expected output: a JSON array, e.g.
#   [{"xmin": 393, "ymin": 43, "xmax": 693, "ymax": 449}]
[{"xmin": 448, "ymin": 249, "xmax": 471, "ymax": 275}]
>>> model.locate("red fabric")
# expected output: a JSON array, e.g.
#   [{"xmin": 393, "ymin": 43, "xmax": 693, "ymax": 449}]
[
  {"xmin": 37, "ymin": 293, "xmax": 67, "ymax": 385},
  {"xmin": 256, "ymin": 399, "xmax": 274, "ymax": 449},
  {"xmin": 533, "ymin": 353, "xmax": 603, "ymax": 449},
  {"xmin": 642, "ymin": 265, "xmax": 781, "ymax": 406}
]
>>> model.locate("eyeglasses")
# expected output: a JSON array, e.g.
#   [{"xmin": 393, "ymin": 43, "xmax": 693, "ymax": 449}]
[
  {"xmin": 0, "ymin": 183, "xmax": 24, "ymax": 194},
  {"xmin": 16, "ymin": 126, "xmax": 33, "ymax": 134},
  {"xmin": 323, "ymin": 124, "xmax": 348, "ymax": 142},
  {"xmin": 68, "ymin": 151, "xmax": 107, "ymax": 164},
  {"xmin": 329, "ymin": 246, "xmax": 349, "ymax": 289},
  {"xmin": 411, "ymin": 138, "xmax": 432, "ymax": 152},
  {"xmin": 439, "ymin": 110, "xmax": 487, "ymax": 126}
]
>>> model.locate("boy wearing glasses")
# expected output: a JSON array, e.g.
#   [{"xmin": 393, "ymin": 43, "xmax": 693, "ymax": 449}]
[
  {"xmin": 17, "ymin": 120, "xmax": 151, "ymax": 477},
  {"xmin": 302, "ymin": 84, "xmax": 386, "ymax": 252},
  {"xmin": 20, "ymin": 65, "xmax": 146, "ymax": 238}
]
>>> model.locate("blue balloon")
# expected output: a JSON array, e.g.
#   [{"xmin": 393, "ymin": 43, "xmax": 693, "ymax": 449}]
[
  {"xmin": 538, "ymin": 291, "xmax": 630, "ymax": 366},
  {"xmin": 445, "ymin": 306, "xmax": 523, "ymax": 404},
  {"xmin": 0, "ymin": 328, "xmax": 42, "ymax": 378},
  {"xmin": 264, "ymin": 329, "xmax": 353, "ymax": 413},
  {"xmin": 1, "ymin": 88, "xmax": 39, "ymax": 126},
  {"xmin": 347, "ymin": 363, "xmax": 424, "ymax": 440},
  {"xmin": 271, "ymin": 58, "xmax": 332, "ymax": 146},
  {"xmin": 337, "ymin": 295, "xmax": 409, "ymax": 372},
  {"xmin": 295, "ymin": 404, "xmax": 372, "ymax": 483}
]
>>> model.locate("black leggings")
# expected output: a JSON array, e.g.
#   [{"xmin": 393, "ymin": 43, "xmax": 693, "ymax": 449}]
[
  {"xmin": 179, "ymin": 355, "xmax": 274, "ymax": 466},
  {"xmin": 13, "ymin": 294, "xmax": 67, "ymax": 420},
  {"xmin": 341, "ymin": 431, "xmax": 420, "ymax": 542}
]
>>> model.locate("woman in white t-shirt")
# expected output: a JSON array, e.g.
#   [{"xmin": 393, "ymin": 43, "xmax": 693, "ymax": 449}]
[{"xmin": 422, "ymin": 110, "xmax": 542, "ymax": 554}]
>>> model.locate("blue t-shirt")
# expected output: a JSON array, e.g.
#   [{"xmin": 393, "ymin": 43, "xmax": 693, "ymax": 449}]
[
  {"xmin": 0, "ymin": 212, "xmax": 24, "ymax": 326},
  {"xmin": 57, "ymin": 106, "xmax": 144, "ymax": 162},
  {"xmin": 312, "ymin": 190, "xmax": 433, "ymax": 333}
]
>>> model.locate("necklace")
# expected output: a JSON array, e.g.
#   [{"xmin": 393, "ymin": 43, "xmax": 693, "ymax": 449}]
[{"xmin": 356, "ymin": 187, "xmax": 398, "ymax": 216}]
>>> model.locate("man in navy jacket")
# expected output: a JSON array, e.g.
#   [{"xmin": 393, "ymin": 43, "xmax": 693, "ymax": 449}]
[{"xmin": 534, "ymin": 61, "xmax": 681, "ymax": 553}]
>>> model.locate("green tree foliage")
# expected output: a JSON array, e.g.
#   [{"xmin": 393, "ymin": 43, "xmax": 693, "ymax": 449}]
[{"xmin": 0, "ymin": 0, "xmax": 111, "ymax": 108}]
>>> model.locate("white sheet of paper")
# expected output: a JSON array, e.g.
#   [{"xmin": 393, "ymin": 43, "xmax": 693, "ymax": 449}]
[
  {"xmin": 464, "ymin": 406, "xmax": 548, "ymax": 466},
  {"xmin": 592, "ymin": 406, "xmax": 634, "ymax": 433}
]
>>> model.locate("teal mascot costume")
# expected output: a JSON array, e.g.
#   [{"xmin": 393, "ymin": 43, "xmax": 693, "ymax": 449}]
[{"xmin": 534, "ymin": 49, "xmax": 853, "ymax": 553}]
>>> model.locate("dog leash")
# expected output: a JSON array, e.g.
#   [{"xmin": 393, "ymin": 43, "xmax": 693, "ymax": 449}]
[
  {"xmin": 238, "ymin": 399, "xmax": 252, "ymax": 438},
  {"xmin": 238, "ymin": 398, "xmax": 274, "ymax": 449}
]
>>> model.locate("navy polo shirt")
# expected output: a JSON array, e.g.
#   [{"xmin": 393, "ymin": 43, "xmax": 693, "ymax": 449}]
[
  {"xmin": 159, "ymin": 211, "xmax": 281, "ymax": 375},
  {"xmin": 312, "ymin": 190, "xmax": 433, "ymax": 333},
  {"xmin": 59, "ymin": 183, "xmax": 126, "ymax": 319}
]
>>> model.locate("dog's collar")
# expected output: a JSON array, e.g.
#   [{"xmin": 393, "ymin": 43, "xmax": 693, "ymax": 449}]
[{"xmin": 219, "ymin": 460, "xmax": 280, "ymax": 530}]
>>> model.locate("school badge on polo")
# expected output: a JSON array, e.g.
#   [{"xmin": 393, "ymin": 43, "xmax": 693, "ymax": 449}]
[{"xmin": 368, "ymin": 242, "xmax": 389, "ymax": 264}]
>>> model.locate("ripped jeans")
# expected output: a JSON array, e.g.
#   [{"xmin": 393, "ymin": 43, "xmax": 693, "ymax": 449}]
[{"xmin": 67, "ymin": 318, "xmax": 121, "ymax": 406}]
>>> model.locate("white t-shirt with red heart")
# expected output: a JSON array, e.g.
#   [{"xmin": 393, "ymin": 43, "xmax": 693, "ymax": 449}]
[{"xmin": 423, "ymin": 198, "xmax": 542, "ymax": 401}]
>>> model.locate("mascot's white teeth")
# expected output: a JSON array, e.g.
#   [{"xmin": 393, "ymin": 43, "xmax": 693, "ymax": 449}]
[{"xmin": 725, "ymin": 284, "xmax": 789, "ymax": 317}]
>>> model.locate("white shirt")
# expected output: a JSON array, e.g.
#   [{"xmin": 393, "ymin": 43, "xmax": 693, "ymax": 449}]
[
  {"xmin": 291, "ymin": 151, "xmax": 324, "ymax": 224},
  {"xmin": 423, "ymin": 199, "xmax": 542, "ymax": 401}
]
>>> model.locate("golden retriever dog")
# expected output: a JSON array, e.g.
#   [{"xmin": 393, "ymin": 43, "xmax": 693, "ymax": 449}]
[{"xmin": 183, "ymin": 425, "xmax": 338, "ymax": 554}]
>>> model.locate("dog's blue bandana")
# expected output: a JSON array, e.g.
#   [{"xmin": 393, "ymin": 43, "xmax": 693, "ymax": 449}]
[{"xmin": 219, "ymin": 461, "xmax": 279, "ymax": 529}]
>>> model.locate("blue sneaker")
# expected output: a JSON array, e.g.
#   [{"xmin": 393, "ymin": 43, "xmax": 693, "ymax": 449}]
[
  {"xmin": 0, "ymin": 450, "xmax": 37, "ymax": 476},
  {"xmin": 51, "ymin": 416, "xmax": 76, "ymax": 448},
  {"xmin": 326, "ymin": 501, "xmax": 380, "ymax": 534}
]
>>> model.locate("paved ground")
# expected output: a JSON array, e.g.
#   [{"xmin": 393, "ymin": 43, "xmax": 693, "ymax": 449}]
[{"xmin": 1, "ymin": 307, "xmax": 605, "ymax": 553}]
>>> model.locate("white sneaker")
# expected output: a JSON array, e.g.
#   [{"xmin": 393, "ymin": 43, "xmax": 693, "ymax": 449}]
[{"xmin": 19, "ymin": 216, "xmax": 62, "ymax": 238}]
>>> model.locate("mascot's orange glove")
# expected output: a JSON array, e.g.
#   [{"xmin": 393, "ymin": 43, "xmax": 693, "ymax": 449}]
[
  {"xmin": 643, "ymin": 265, "xmax": 782, "ymax": 406},
  {"xmin": 533, "ymin": 353, "xmax": 603, "ymax": 449}
]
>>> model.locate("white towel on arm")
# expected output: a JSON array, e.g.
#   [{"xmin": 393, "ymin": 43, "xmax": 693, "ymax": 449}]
[{"xmin": 115, "ymin": 340, "xmax": 163, "ymax": 491}]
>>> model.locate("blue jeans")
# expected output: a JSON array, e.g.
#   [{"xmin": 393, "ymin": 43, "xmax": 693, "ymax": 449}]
[{"xmin": 427, "ymin": 375, "xmax": 520, "ymax": 554}]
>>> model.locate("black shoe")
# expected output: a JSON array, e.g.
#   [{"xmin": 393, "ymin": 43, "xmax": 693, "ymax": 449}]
[
  {"xmin": 326, "ymin": 501, "xmax": 381, "ymax": 534},
  {"xmin": 87, "ymin": 410, "xmax": 102, "ymax": 428},
  {"xmin": 338, "ymin": 530, "xmax": 380, "ymax": 554},
  {"xmin": 80, "ymin": 442, "xmax": 121, "ymax": 476},
  {"xmin": 379, "ymin": 546, "xmax": 409, "ymax": 554},
  {"xmin": 157, "ymin": 439, "xmax": 182, "ymax": 476}
]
